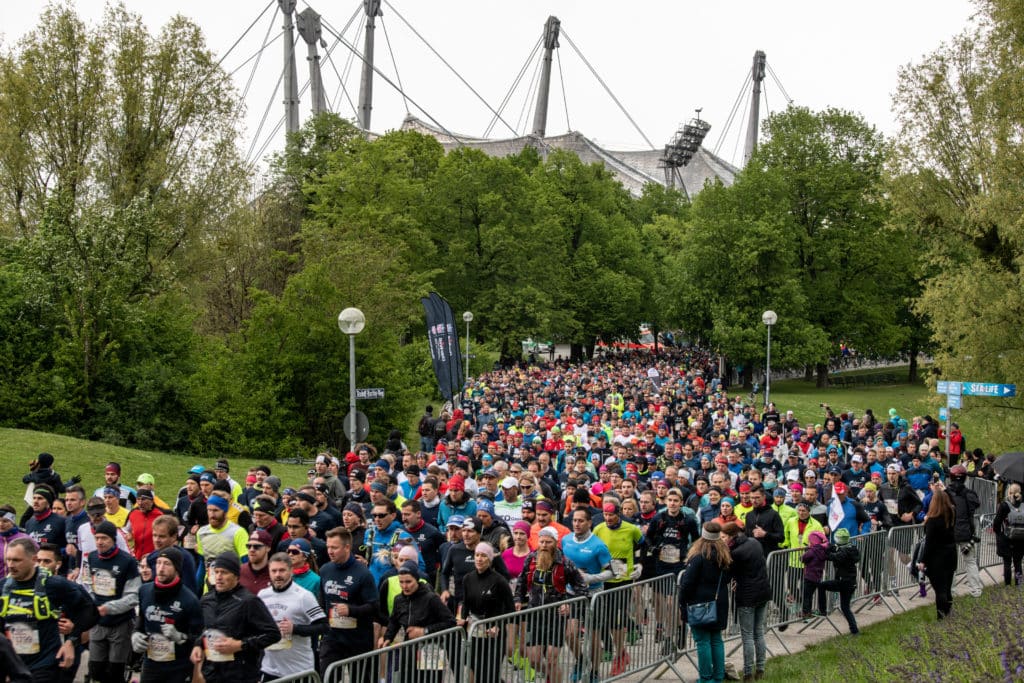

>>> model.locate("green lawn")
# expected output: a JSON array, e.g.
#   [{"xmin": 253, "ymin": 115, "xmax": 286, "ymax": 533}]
[
  {"xmin": 761, "ymin": 584, "xmax": 1022, "ymax": 682},
  {"xmin": 0, "ymin": 428, "xmax": 315, "ymax": 506}
]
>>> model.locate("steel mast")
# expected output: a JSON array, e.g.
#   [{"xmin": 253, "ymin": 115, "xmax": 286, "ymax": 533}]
[
  {"xmin": 357, "ymin": 0, "xmax": 383, "ymax": 133},
  {"xmin": 278, "ymin": 0, "xmax": 300, "ymax": 135},
  {"xmin": 742, "ymin": 50, "xmax": 766, "ymax": 165},
  {"xmin": 530, "ymin": 16, "xmax": 561, "ymax": 138},
  {"xmin": 297, "ymin": 8, "xmax": 328, "ymax": 116}
]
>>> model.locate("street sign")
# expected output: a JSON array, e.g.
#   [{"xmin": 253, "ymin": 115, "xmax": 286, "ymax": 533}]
[
  {"xmin": 356, "ymin": 388, "xmax": 385, "ymax": 400},
  {"xmin": 939, "ymin": 407, "xmax": 948, "ymax": 420},
  {"xmin": 343, "ymin": 410, "xmax": 370, "ymax": 442},
  {"xmin": 936, "ymin": 380, "xmax": 950, "ymax": 394},
  {"xmin": 961, "ymin": 382, "xmax": 1016, "ymax": 398},
  {"xmin": 947, "ymin": 394, "xmax": 962, "ymax": 409}
]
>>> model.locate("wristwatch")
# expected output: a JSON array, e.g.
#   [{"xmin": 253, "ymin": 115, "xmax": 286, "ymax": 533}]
[{"xmin": 66, "ymin": 636, "xmax": 79, "ymax": 646}]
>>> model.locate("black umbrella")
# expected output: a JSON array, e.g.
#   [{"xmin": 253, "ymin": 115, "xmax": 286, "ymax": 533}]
[{"xmin": 993, "ymin": 452, "xmax": 1024, "ymax": 483}]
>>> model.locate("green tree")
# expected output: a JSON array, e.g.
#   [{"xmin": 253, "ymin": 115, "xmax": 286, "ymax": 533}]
[{"xmin": 891, "ymin": 0, "xmax": 1024, "ymax": 447}]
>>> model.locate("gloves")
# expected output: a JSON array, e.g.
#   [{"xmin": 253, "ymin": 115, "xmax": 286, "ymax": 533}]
[
  {"xmin": 630, "ymin": 563, "xmax": 643, "ymax": 580},
  {"xmin": 68, "ymin": 474, "xmax": 82, "ymax": 485},
  {"xmin": 131, "ymin": 632, "xmax": 149, "ymax": 654},
  {"xmin": 161, "ymin": 623, "xmax": 187, "ymax": 645},
  {"xmin": 581, "ymin": 572, "xmax": 596, "ymax": 585}
]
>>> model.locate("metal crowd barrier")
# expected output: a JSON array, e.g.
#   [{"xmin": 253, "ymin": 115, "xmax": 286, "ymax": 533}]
[
  {"xmin": 584, "ymin": 573, "xmax": 687, "ymax": 682},
  {"xmin": 268, "ymin": 672, "xmax": 322, "ymax": 683},
  {"xmin": 967, "ymin": 478, "xmax": 999, "ymax": 517},
  {"xmin": 322, "ymin": 626, "xmax": 463, "ymax": 683},
  {"xmin": 882, "ymin": 523, "xmax": 925, "ymax": 610},
  {"xmin": 464, "ymin": 596, "xmax": 589, "ymax": 683}
]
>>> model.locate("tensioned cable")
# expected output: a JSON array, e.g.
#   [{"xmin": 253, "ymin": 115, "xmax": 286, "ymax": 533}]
[
  {"xmin": 380, "ymin": 17, "xmax": 409, "ymax": 114},
  {"xmin": 560, "ymin": 29, "xmax": 655, "ymax": 150},
  {"xmin": 483, "ymin": 36, "xmax": 542, "ymax": 138},
  {"xmin": 235, "ymin": 8, "xmax": 278, "ymax": 105},
  {"xmin": 766, "ymin": 63, "xmax": 793, "ymax": 105},
  {"xmin": 556, "ymin": 46, "xmax": 571, "ymax": 132},
  {"xmin": 217, "ymin": 0, "xmax": 276, "ymax": 67},
  {"xmin": 246, "ymin": 32, "xmax": 299, "ymax": 163},
  {"xmin": 381, "ymin": 0, "xmax": 519, "ymax": 137},
  {"xmin": 323, "ymin": 35, "xmax": 362, "ymax": 120},
  {"xmin": 712, "ymin": 71, "xmax": 751, "ymax": 157},
  {"xmin": 291, "ymin": 15, "xmax": 469, "ymax": 147},
  {"xmin": 515, "ymin": 47, "xmax": 544, "ymax": 135},
  {"xmin": 330, "ymin": 19, "xmax": 363, "ymax": 116},
  {"xmin": 732, "ymin": 90, "xmax": 750, "ymax": 165}
]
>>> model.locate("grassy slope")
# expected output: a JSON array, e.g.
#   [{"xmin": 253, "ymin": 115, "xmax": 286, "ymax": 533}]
[{"xmin": 0, "ymin": 429, "xmax": 314, "ymax": 505}]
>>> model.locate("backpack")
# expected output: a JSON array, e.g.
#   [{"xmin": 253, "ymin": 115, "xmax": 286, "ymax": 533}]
[
  {"xmin": 418, "ymin": 415, "xmax": 434, "ymax": 437},
  {"xmin": 1006, "ymin": 503, "xmax": 1024, "ymax": 541}
]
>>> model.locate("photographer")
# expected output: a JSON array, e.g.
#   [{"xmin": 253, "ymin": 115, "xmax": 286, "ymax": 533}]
[{"xmin": 946, "ymin": 465, "xmax": 982, "ymax": 597}]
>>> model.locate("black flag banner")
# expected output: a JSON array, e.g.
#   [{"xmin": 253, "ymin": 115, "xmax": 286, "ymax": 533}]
[{"xmin": 422, "ymin": 292, "xmax": 463, "ymax": 400}]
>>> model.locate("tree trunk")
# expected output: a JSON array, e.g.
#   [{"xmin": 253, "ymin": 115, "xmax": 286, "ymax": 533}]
[
  {"xmin": 742, "ymin": 365, "xmax": 753, "ymax": 388},
  {"xmin": 907, "ymin": 341, "xmax": 919, "ymax": 383},
  {"xmin": 804, "ymin": 365, "xmax": 814, "ymax": 381},
  {"xmin": 815, "ymin": 363, "xmax": 829, "ymax": 388},
  {"xmin": 570, "ymin": 343, "xmax": 583, "ymax": 363}
]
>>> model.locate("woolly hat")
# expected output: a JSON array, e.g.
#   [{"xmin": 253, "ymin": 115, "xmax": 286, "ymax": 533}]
[
  {"xmin": 93, "ymin": 521, "xmax": 117, "ymax": 540},
  {"xmin": 154, "ymin": 546, "xmax": 184, "ymax": 576},
  {"xmin": 211, "ymin": 552, "xmax": 241, "ymax": 576}
]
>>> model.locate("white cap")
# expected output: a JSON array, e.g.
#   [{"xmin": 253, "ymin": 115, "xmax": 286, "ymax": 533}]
[
  {"xmin": 500, "ymin": 477, "xmax": 519, "ymax": 489},
  {"xmin": 851, "ymin": 455, "xmax": 863, "ymax": 463}
]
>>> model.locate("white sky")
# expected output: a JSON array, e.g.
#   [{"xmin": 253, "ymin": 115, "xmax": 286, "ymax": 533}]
[{"xmin": 1, "ymin": 0, "xmax": 977, "ymax": 169}]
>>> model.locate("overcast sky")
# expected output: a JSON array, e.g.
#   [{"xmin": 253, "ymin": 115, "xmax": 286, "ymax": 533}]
[{"xmin": 2, "ymin": 1, "xmax": 976, "ymax": 169}]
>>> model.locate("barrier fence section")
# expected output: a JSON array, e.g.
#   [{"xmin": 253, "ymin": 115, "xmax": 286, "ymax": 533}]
[
  {"xmin": 464, "ymin": 596, "xmax": 589, "ymax": 683},
  {"xmin": 583, "ymin": 573, "xmax": 687, "ymax": 682},
  {"xmin": 967, "ymin": 478, "xmax": 999, "ymax": 517},
  {"xmin": 269, "ymin": 672, "xmax": 322, "ymax": 683},
  {"xmin": 322, "ymin": 626, "xmax": 463, "ymax": 683}
]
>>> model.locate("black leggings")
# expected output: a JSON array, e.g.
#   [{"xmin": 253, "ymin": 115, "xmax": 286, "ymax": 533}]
[
  {"xmin": 927, "ymin": 566, "xmax": 955, "ymax": 619},
  {"xmin": 819, "ymin": 578, "xmax": 858, "ymax": 634},
  {"xmin": 88, "ymin": 660, "xmax": 125, "ymax": 683},
  {"xmin": 1003, "ymin": 549, "xmax": 1024, "ymax": 585}
]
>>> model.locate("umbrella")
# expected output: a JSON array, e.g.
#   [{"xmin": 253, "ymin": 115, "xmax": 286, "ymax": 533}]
[{"xmin": 993, "ymin": 452, "xmax": 1024, "ymax": 483}]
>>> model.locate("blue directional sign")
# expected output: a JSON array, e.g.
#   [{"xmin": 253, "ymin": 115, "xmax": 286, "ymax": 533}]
[
  {"xmin": 939, "ymin": 407, "xmax": 948, "ymax": 420},
  {"xmin": 947, "ymin": 394, "xmax": 962, "ymax": 409},
  {"xmin": 961, "ymin": 382, "xmax": 1016, "ymax": 398},
  {"xmin": 936, "ymin": 381, "xmax": 960, "ymax": 395}
]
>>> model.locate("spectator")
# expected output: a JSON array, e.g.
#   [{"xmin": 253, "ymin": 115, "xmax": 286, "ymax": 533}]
[
  {"xmin": 917, "ymin": 488, "xmax": 958, "ymax": 619},
  {"xmin": 679, "ymin": 522, "xmax": 732, "ymax": 683},
  {"xmin": 994, "ymin": 482, "xmax": 1024, "ymax": 585},
  {"xmin": 722, "ymin": 521, "xmax": 771, "ymax": 683}
]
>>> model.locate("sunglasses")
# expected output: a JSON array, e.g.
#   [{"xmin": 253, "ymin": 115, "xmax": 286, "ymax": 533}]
[
  {"xmin": 246, "ymin": 544, "xmax": 265, "ymax": 550},
  {"xmin": 372, "ymin": 513, "xmax": 389, "ymax": 518},
  {"xmin": 287, "ymin": 548, "xmax": 305, "ymax": 555}
]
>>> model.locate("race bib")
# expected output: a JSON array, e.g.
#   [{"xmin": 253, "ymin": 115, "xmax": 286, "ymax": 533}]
[
  {"xmin": 92, "ymin": 570, "xmax": 117, "ymax": 597},
  {"xmin": 7, "ymin": 624, "xmax": 39, "ymax": 655},
  {"xmin": 329, "ymin": 605, "xmax": 356, "ymax": 629},
  {"xmin": 610, "ymin": 559, "xmax": 628, "ymax": 578},
  {"xmin": 884, "ymin": 500, "xmax": 898, "ymax": 515},
  {"xmin": 183, "ymin": 534, "xmax": 197, "ymax": 550},
  {"xmin": 204, "ymin": 630, "xmax": 235, "ymax": 662},
  {"xmin": 659, "ymin": 546, "xmax": 681, "ymax": 564},
  {"xmin": 147, "ymin": 633, "xmax": 175, "ymax": 662},
  {"xmin": 417, "ymin": 643, "xmax": 446, "ymax": 670}
]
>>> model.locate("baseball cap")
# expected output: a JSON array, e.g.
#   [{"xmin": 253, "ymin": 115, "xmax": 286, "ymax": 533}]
[
  {"xmin": 446, "ymin": 515, "xmax": 465, "ymax": 529},
  {"xmin": 832, "ymin": 481, "xmax": 848, "ymax": 495},
  {"xmin": 500, "ymin": 477, "xmax": 519, "ymax": 489}
]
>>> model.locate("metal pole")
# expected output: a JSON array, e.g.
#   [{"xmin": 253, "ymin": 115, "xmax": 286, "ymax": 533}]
[
  {"xmin": 348, "ymin": 334, "xmax": 357, "ymax": 446},
  {"xmin": 945, "ymin": 409, "xmax": 952, "ymax": 461},
  {"xmin": 465, "ymin": 320, "xmax": 471, "ymax": 381},
  {"xmin": 765, "ymin": 324, "xmax": 771, "ymax": 408}
]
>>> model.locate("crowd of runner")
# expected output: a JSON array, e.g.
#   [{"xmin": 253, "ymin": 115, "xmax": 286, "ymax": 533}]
[{"xmin": 1, "ymin": 348, "xmax": 1017, "ymax": 683}]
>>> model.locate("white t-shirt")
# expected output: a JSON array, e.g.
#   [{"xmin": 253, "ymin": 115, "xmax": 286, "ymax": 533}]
[
  {"xmin": 74, "ymin": 521, "xmax": 130, "ymax": 585},
  {"xmin": 258, "ymin": 580, "xmax": 327, "ymax": 677}
]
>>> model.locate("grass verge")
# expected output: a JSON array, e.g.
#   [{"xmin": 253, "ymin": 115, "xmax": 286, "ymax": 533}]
[{"xmin": 761, "ymin": 584, "xmax": 1024, "ymax": 682}]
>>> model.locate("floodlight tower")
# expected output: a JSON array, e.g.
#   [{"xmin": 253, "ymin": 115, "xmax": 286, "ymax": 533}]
[
  {"xmin": 297, "ymin": 8, "xmax": 328, "ymax": 116},
  {"xmin": 659, "ymin": 111, "xmax": 712, "ymax": 199},
  {"xmin": 743, "ymin": 50, "xmax": 767, "ymax": 165}
]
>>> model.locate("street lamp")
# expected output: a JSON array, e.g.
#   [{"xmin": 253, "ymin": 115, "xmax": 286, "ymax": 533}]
[
  {"xmin": 463, "ymin": 311, "xmax": 473, "ymax": 381},
  {"xmin": 762, "ymin": 310, "xmax": 777, "ymax": 408},
  {"xmin": 338, "ymin": 307, "xmax": 365, "ymax": 446}
]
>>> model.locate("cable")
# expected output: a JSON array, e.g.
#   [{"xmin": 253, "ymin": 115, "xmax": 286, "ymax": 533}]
[
  {"xmin": 324, "ymin": 32, "xmax": 362, "ymax": 120},
  {"xmin": 483, "ymin": 36, "xmax": 541, "ymax": 138},
  {"xmin": 561, "ymin": 30, "xmax": 655, "ymax": 150},
  {"xmin": 246, "ymin": 32, "xmax": 298, "ymax": 163},
  {"xmin": 380, "ymin": 17, "xmax": 409, "ymax": 114},
  {"xmin": 330, "ymin": 19, "xmax": 363, "ymax": 116},
  {"xmin": 732, "ymin": 89, "xmax": 749, "ymax": 166},
  {"xmin": 217, "ymin": 0, "xmax": 276, "ymax": 66},
  {"xmin": 766, "ymin": 63, "xmax": 793, "ymax": 104},
  {"xmin": 381, "ymin": 0, "xmax": 518, "ymax": 137},
  {"xmin": 556, "ymin": 45, "xmax": 571, "ymax": 133},
  {"xmin": 236, "ymin": 8, "xmax": 278, "ymax": 104},
  {"xmin": 227, "ymin": 30, "xmax": 285, "ymax": 78},
  {"xmin": 712, "ymin": 71, "xmax": 751, "ymax": 157},
  {"xmin": 516, "ymin": 47, "xmax": 543, "ymax": 136},
  {"xmin": 311, "ymin": 14, "xmax": 469, "ymax": 146}
]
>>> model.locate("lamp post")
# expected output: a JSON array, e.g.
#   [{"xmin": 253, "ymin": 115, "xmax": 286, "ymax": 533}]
[
  {"xmin": 337, "ymin": 307, "xmax": 365, "ymax": 446},
  {"xmin": 761, "ymin": 310, "xmax": 777, "ymax": 408},
  {"xmin": 463, "ymin": 311, "xmax": 473, "ymax": 381}
]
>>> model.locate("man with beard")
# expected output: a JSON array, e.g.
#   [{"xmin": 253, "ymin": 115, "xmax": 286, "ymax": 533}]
[
  {"xmin": 494, "ymin": 478, "xmax": 523, "ymax": 524},
  {"xmin": 365, "ymin": 501, "xmax": 419, "ymax": 585},
  {"xmin": 251, "ymin": 495, "xmax": 286, "ymax": 549},
  {"xmin": 127, "ymin": 490, "xmax": 163, "ymax": 560},
  {"xmin": 85, "ymin": 521, "xmax": 141, "ymax": 683},
  {"xmin": 175, "ymin": 474, "xmax": 207, "ymax": 548},
  {"xmin": 239, "ymin": 529, "xmax": 274, "ymax": 595},
  {"xmin": 258, "ymin": 553, "xmax": 329, "ymax": 680},
  {"xmin": 402, "ymin": 499, "xmax": 445, "ymax": 586},
  {"xmin": 417, "ymin": 476, "xmax": 442, "ymax": 528},
  {"xmin": 514, "ymin": 527, "xmax": 588, "ymax": 683},
  {"xmin": 93, "ymin": 462, "xmax": 136, "ymax": 511},
  {"xmin": 62, "ymin": 486, "xmax": 89, "ymax": 579},
  {"xmin": 191, "ymin": 553, "xmax": 280, "ymax": 682},
  {"xmin": 318, "ymin": 528, "xmax": 378, "ymax": 681},
  {"xmin": 131, "ymin": 546, "xmax": 201, "ymax": 683},
  {"xmin": 196, "ymin": 496, "xmax": 248, "ymax": 579}
]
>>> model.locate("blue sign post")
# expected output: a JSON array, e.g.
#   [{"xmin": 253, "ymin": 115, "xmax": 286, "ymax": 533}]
[{"xmin": 935, "ymin": 380, "xmax": 1016, "ymax": 459}]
